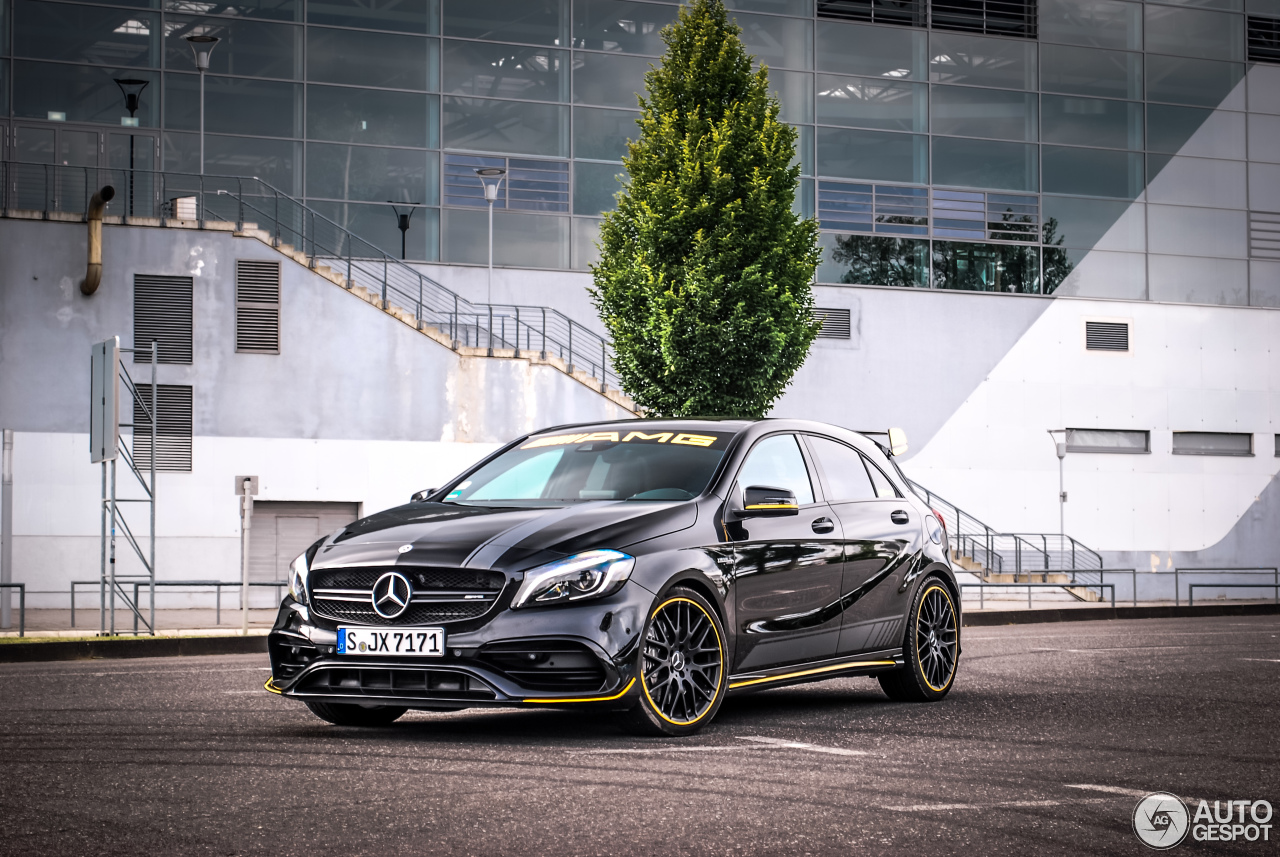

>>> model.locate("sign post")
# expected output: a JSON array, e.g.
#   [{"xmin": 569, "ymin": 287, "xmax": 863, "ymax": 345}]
[
  {"xmin": 1, "ymin": 429, "xmax": 12, "ymax": 629},
  {"xmin": 236, "ymin": 475, "xmax": 258, "ymax": 635}
]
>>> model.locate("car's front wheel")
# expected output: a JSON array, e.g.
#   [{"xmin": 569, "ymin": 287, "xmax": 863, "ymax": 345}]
[
  {"xmin": 620, "ymin": 587, "xmax": 727, "ymax": 736},
  {"xmin": 304, "ymin": 700, "xmax": 407, "ymax": 727},
  {"xmin": 879, "ymin": 578, "xmax": 959, "ymax": 702}
]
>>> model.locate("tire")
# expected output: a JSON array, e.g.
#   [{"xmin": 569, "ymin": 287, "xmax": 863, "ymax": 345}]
[
  {"xmin": 304, "ymin": 700, "xmax": 408, "ymax": 727},
  {"xmin": 619, "ymin": 587, "xmax": 728, "ymax": 737},
  {"xmin": 879, "ymin": 578, "xmax": 959, "ymax": 702}
]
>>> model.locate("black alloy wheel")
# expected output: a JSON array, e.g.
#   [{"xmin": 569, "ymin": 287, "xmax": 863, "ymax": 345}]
[
  {"xmin": 621, "ymin": 587, "xmax": 727, "ymax": 736},
  {"xmin": 880, "ymin": 579, "xmax": 959, "ymax": 702}
]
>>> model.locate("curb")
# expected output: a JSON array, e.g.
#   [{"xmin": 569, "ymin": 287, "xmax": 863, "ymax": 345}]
[
  {"xmin": 0, "ymin": 634, "xmax": 268, "ymax": 663},
  {"xmin": 964, "ymin": 602, "xmax": 1280, "ymax": 627}
]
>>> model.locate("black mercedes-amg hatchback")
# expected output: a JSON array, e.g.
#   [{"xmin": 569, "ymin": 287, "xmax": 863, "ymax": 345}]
[{"xmin": 266, "ymin": 418, "xmax": 960, "ymax": 735}]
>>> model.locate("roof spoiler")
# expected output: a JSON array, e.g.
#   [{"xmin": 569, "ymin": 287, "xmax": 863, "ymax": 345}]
[{"xmin": 856, "ymin": 427, "xmax": 909, "ymax": 457}]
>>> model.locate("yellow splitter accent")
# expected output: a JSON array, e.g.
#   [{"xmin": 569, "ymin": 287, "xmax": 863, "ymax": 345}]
[{"xmin": 728, "ymin": 659, "xmax": 898, "ymax": 690}]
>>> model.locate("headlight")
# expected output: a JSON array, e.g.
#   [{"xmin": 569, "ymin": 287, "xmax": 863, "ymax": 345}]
[
  {"xmin": 511, "ymin": 550, "xmax": 635, "ymax": 608},
  {"xmin": 288, "ymin": 552, "xmax": 310, "ymax": 603}
]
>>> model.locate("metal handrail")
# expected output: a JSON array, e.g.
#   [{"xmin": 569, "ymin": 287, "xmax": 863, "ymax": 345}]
[
  {"xmin": 962, "ymin": 582, "xmax": 1115, "ymax": 610},
  {"xmin": 0, "ymin": 160, "xmax": 620, "ymax": 392}
]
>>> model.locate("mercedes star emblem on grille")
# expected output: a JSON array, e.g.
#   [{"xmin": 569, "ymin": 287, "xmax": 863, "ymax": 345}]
[{"xmin": 371, "ymin": 571, "xmax": 413, "ymax": 619}]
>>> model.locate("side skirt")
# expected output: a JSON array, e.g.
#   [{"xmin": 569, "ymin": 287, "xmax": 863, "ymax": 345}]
[{"xmin": 726, "ymin": 648, "xmax": 904, "ymax": 695}]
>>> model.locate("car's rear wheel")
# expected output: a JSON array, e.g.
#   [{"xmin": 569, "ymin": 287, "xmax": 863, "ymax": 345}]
[
  {"xmin": 620, "ymin": 587, "xmax": 727, "ymax": 736},
  {"xmin": 304, "ymin": 700, "xmax": 407, "ymax": 727},
  {"xmin": 879, "ymin": 578, "xmax": 958, "ymax": 702}
]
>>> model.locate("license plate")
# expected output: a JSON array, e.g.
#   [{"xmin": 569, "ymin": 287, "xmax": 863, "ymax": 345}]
[{"xmin": 338, "ymin": 627, "xmax": 444, "ymax": 657}]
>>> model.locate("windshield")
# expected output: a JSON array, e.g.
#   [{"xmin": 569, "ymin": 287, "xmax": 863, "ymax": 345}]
[{"xmin": 443, "ymin": 428, "xmax": 734, "ymax": 505}]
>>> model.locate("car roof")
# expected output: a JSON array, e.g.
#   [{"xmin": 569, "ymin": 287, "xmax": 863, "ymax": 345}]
[{"xmin": 529, "ymin": 417, "xmax": 886, "ymax": 455}]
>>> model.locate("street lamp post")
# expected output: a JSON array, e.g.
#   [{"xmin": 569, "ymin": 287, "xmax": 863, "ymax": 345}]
[
  {"xmin": 185, "ymin": 35, "xmax": 221, "ymax": 177},
  {"xmin": 474, "ymin": 167, "xmax": 506, "ymax": 304},
  {"xmin": 1047, "ymin": 429, "xmax": 1068, "ymax": 565},
  {"xmin": 113, "ymin": 78, "xmax": 148, "ymax": 217},
  {"xmin": 387, "ymin": 201, "xmax": 420, "ymax": 260}
]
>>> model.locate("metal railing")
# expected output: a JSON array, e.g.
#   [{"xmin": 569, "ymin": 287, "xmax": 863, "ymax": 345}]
[
  {"xmin": 1, "ymin": 160, "xmax": 621, "ymax": 392},
  {"xmin": 962, "ymin": 581, "xmax": 1115, "ymax": 610},
  {"xmin": 908, "ymin": 479, "xmax": 1103, "ymax": 579},
  {"xmin": 71, "ymin": 579, "xmax": 288, "ymax": 633},
  {"xmin": 0, "ymin": 583, "xmax": 24, "ymax": 637},
  {"xmin": 1189, "ymin": 583, "xmax": 1280, "ymax": 607}
]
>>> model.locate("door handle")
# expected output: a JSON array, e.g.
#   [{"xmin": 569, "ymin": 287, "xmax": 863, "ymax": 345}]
[
  {"xmin": 890, "ymin": 510, "xmax": 910, "ymax": 525},
  {"xmin": 811, "ymin": 517, "xmax": 835, "ymax": 534}
]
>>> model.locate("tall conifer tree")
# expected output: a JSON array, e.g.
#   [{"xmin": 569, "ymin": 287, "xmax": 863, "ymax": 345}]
[{"xmin": 591, "ymin": 0, "xmax": 820, "ymax": 418}]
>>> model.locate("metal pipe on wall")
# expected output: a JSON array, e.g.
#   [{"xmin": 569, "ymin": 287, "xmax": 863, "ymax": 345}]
[
  {"xmin": 80, "ymin": 186, "xmax": 116, "ymax": 296},
  {"xmin": 1, "ymin": 429, "xmax": 12, "ymax": 629}
]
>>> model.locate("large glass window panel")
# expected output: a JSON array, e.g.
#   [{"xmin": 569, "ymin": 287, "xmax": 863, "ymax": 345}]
[
  {"xmin": 1148, "ymin": 204, "xmax": 1246, "ymax": 258},
  {"xmin": 1249, "ymin": 114, "xmax": 1280, "ymax": 163},
  {"xmin": 794, "ymin": 124, "xmax": 814, "ymax": 176},
  {"xmin": 928, "ymin": 31, "xmax": 1036, "ymax": 90},
  {"xmin": 0, "ymin": 62, "xmax": 8, "ymax": 116},
  {"xmin": 165, "ymin": 74, "xmax": 300, "ymax": 137},
  {"xmin": 14, "ymin": 1, "xmax": 158, "ymax": 67},
  {"xmin": 307, "ymin": 0, "xmax": 438, "ymax": 34},
  {"xmin": 1145, "ymin": 55, "xmax": 1245, "ymax": 107},
  {"xmin": 932, "ymin": 241, "xmax": 1040, "ymax": 292},
  {"xmin": 165, "ymin": 16, "xmax": 300, "ymax": 80},
  {"xmin": 163, "ymin": 131, "xmax": 301, "ymax": 194},
  {"xmin": 771, "ymin": 69, "xmax": 813, "ymax": 125},
  {"xmin": 443, "ymin": 96, "xmax": 568, "ymax": 156},
  {"xmin": 815, "ymin": 74, "xmax": 925, "ymax": 132},
  {"xmin": 931, "ymin": 86, "xmax": 1036, "ymax": 142},
  {"xmin": 726, "ymin": 0, "xmax": 813, "ymax": 13},
  {"xmin": 1157, "ymin": 0, "xmax": 1242, "ymax": 10},
  {"xmin": 816, "ymin": 127, "xmax": 927, "ymax": 183},
  {"xmin": 1145, "ymin": 5, "xmax": 1245, "ymax": 61},
  {"xmin": 443, "ymin": 0, "xmax": 568, "ymax": 47},
  {"xmin": 932, "ymin": 137, "xmax": 1037, "ymax": 191},
  {"xmin": 1042, "ymin": 146, "xmax": 1143, "ymax": 198},
  {"xmin": 573, "ymin": 160, "xmax": 624, "ymax": 215},
  {"xmin": 15, "ymin": 62, "xmax": 159, "ymax": 126},
  {"xmin": 1251, "ymin": 261, "xmax": 1280, "ymax": 308},
  {"xmin": 573, "ymin": 106, "xmax": 637, "ymax": 160},
  {"xmin": 1038, "ymin": 0, "xmax": 1142, "ymax": 50},
  {"xmin": 816, "ymin": 20, "xmax": 926, "ymax": 80},
  {"xmin": 1041, "ymin": 96, "xmax": 1142, "ymax": 150},
  {"xmin": 573, "ymin": 52, "xmax": 650, "ymax": 108},
  {"xmin": 1050, "ymin": 249, "xmax": 1146, "ymax": 299},
  {"xmin": 1040, "ymin": 44, "xmax": 1141, "ymax": 100},
  {"xmin": 495, "ymin": 210, "xmax": 571, "ymax": 267},
  {"xmin": 306, "ymin": 143, "xmax": 435, "ymax": 204},
  {"xmin": 1147, "ymin": 104, "xmax": 1246, "ymax": 158},
  {"xmin": 1148, "ymin": 255, "xmax": 1247, "ymax": 304},
  {"xmin": 443, "ymin": 40, "xmax": 567, "ymax": 102},
  {"xmin": 1042, "ymin": 195, "xmax": 1144, "ymax": 251},
  {"xmin": 1147, "ymin": 155, "xmax": 1246, "ymax": 208},
  {"xmin": 732, "ymin": 11, "xmax": 812, "ymax": 70},
  {"xmin": 307, "ymin": 85, "xmax": 433, "ymax": 147},
  {"xmin": 164, "ymin": 0, "xmax": 298, "ymax": 21},
  {"xmin": 308, "ymin": 29, "xmax": 434, "ymax": 91},
  {"xmin": 817, "ymin": 233, "xmax": 929, "ymax": 286},
  {"xmin": 1249, "ymin": 162, "xmax": 1280, "ymax": 210},
  {"xmin": 310, "ymin": 200, "xmax": 438, "ymax": 260},
  {"xmin": 1250, "ymin": 65, "xmax": 1280, "ymax": 113},
  {"xmin": 572, "ymin": 216, "xmax": 602, "ymax": 270},
  {"xmin": 572, "ymin": 0, "xmax": 676, "ymax": 54}
]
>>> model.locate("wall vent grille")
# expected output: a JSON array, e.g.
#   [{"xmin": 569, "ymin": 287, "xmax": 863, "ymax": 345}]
[
  {"xmin": 1085, "ymin": 321, "xmax": 1128, "ymax": 351},
  {"xmin": 236, "ymin": 260, "xmax": 281, "ymax": 354},
  {"xmin": 132, "ymin": 384, "xmax": 193, "ymax": 472},
  {"xmin": 931, "ymin": 0, "xmax": 1036, "ymax": 38},
  {"xmin": 1248, "ymin": 16, "xmax": 1280, "ymax": 64},
  {"xmin": 1249, "ymin": 211, "xmax": 1280, "ymax": 259},
  {"xmin": 812, "ymin": 307, "xmax": 853, "ymax": 339},
  {"xmin": 817, "ymin": 0, "xmax": 925, "ymax": 26},
  {"xmin": 133, "ymin": 275, "xmax": 193, "ymax": 364}
]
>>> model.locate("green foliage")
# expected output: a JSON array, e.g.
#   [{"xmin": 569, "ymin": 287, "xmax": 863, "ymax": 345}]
[{"xmin": 589, "ymin": 0, "xmax": 820, "ymax": 419}]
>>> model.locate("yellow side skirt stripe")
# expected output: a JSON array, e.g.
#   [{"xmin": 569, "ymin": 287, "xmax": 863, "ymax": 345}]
[
  {"xmin": 523, "ymin": 677, "xmax": 636, "ymax": 704},
  {"xmin": 728, "ymin": 659, "xmax": 897, "ymax": 690}
]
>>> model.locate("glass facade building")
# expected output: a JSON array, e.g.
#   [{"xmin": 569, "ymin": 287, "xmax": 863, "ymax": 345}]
[{"xmin": 1, "ymin": 0, "xmax": 1279, "ymax": 303}]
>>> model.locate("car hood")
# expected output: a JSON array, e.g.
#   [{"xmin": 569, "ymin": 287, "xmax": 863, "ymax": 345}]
[{"xmin": 310, "ymin": 500, "xmax": 698, "ymax": 571}]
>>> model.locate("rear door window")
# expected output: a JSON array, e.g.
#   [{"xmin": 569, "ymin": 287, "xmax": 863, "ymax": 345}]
[{"xmin": 806, "ymin": 436, "xmax": 876, "ymax": 502}]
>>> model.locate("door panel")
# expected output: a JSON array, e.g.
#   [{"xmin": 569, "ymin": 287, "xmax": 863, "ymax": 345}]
[
  {"xmin": 248, "ymin": 501, "xmax": 360, "ymax": 607},
  {"xmin": 729, "ymin": 434, "xmax": 843, "ymax": 671}
]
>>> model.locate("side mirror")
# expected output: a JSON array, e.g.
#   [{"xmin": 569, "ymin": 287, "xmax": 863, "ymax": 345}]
[
  {"xmin": 739, "ymin": 485, "xmax": 799, "ymax": 517},
  {"xmin": 410, "ymin": 488, "xmax": 436, "ymax": 503}
]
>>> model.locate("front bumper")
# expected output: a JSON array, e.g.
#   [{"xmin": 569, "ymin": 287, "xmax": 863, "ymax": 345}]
[{"xmin": 266, "ymin": 581, "xmax": 652, "ymax": 710}]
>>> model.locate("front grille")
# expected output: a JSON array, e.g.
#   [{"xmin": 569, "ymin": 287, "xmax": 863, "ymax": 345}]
[
  {"xmin": 480, "ymin": 640, "xmax": 608, "ymax": 692},
  {"xmin": 309, "ymin": 565, "xmax": 506, "ymax": 626},
  {"xmin": 314, "ymin": 599, "xmax": 492, "ymax": 626},
  {"xmin": 295, "ymin": 666, "xmax": 497, "ymax": 701}
]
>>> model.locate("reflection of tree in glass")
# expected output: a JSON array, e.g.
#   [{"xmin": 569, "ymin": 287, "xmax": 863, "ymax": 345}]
[
  {"xmin": 987, "ymin": 207, "xmax": 1037, "ymax": 242},
  {"xmin": 830, "ymin": 235, "xmax": 927, "ymax": 287},
  {"xmin": 1041, "ymin": 217, "xmax": 1073, "ymax": 294}
]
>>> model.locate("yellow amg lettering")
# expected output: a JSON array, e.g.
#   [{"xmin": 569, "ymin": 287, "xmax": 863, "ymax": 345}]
[
  {"xmin": 579, "ymin": 431, "xmax": 621, "ymax": 443},
  {"xmin": 670, "ymin": 433, "xmax": 717, "ymax": 447},
  {"xmin": 520, "ymin": 433, "xmax": 590, "ymax": 449},
  {"xmin": 622, "ymin": 431, "xmax": 673, "ymax": 443}
]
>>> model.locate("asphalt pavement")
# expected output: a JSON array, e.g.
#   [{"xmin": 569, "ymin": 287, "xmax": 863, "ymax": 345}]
[{"xmin": 1, "ymin": 614, "xmax": 1277, "ymax": 856}]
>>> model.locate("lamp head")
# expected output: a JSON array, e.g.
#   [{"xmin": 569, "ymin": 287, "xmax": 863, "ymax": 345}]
[
  {"xmin": 474, "ymin": 167, "xmax": 506, "ymax": 203},
  {"xmin": 114, "ymin": 78, "xmax": 149, "ymax": 117},
  {"xmin": 185, "ymin": 35, "xmax": 221, "ymax": 71}
]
